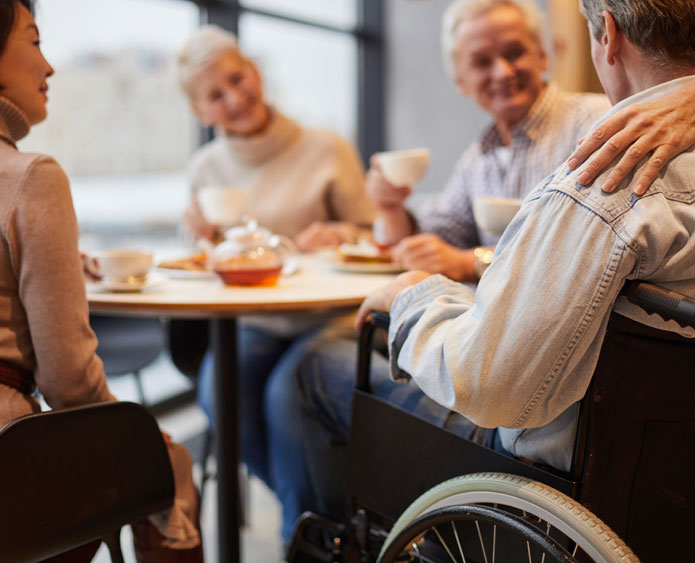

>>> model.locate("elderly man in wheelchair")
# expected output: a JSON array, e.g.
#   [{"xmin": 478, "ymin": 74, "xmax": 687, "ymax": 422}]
[{"xmin": 285, "ymin": 1, "xmax": 695, "ymax": 561}]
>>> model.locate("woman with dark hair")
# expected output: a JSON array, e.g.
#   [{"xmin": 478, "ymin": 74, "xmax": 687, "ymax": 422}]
[{"xmin": 0, "ymin": 2, "xmax": 202, "ymax": 561}]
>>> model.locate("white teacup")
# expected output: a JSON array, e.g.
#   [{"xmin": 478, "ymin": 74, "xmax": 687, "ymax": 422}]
[
  {"xmin": 378, "ymin": 148, "xmax": 431, "ymax": 186},
  {"xmin": 472, "ymin": 196, "xmax": 522, "ymax": 237},
  {"xmin": 197, "ymin": 186, "xmax": 247, "ymax": 227},
  {"xmin": 88, "ymin": 249, "xmax": 153, "ymax": 282}
]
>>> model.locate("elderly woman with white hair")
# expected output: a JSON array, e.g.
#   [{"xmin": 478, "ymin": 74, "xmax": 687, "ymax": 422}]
[{"xmin": 175, "ymin": 24, "xmax": 375, "ymax": 544}]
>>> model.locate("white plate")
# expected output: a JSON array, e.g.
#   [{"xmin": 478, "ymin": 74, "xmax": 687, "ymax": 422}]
[
  {"xmin": 327, "ymin": 257, "xmax": 404, "ymax": 274},
  {"xmin": 88, "ymin": 272, "xmax": 168, "ymax": 293},
  {"xmin": 154, "ymin": 267, "xmax": 217, "ymax": 281}
]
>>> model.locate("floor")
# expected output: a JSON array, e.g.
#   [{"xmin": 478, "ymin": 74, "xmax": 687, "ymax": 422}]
[{"xmin": 90, "ymin": 354, "xmax": 285, "ymax": 563}]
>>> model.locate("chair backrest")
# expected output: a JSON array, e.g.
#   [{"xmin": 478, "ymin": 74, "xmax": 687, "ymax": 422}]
[
  {"xmin": 577, "ymin": 313, "xmax": 695, "ymax": 562},
  {"xmin": 0, "ymin": 401, "xmax": 174, "ymax": 562}
]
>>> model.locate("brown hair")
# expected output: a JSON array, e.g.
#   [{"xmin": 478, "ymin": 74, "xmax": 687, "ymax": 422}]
[
  {"xmin": 0, "ymin": 0, "xmax": 32, "ymax": 56},
  {"xmin": 580, "ymin": 0, "xmax": 695, "ymax": 65}
]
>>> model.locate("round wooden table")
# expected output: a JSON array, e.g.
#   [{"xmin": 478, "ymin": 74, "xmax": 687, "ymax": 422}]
[{"xmin": 88, "ymin": 256, "xmax": 398, "ymax": 563}]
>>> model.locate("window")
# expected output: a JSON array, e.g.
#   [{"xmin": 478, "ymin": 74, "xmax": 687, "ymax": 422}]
[
  {"xmin": 20, "ymin": 0, "xmax": 200, "ymax": 250},
  {"xmin": 18, "ymin": 0, "xmax": 383, "ymax": 249},
  {"xmin": 240, "ymin": 0, "xmax": 357, "ymax": 28},
  {"xmin": 239, "ymin": 13, "xmax": 358, "ymax": 143}
]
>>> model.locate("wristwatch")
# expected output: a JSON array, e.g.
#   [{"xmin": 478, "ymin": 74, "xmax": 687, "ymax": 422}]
[{"xmin": 473, "ymin": 246, "xmax": 495, "ymax": 280}]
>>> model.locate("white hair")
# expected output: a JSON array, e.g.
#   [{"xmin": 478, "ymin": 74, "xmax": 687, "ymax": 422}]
[
  {"xmin": 441, "ymin": 0, "xmax": 547, "ymax": 80},
  {"xmin": 177, "ymin": 24, "xmax": 243, "ymax": 98}
]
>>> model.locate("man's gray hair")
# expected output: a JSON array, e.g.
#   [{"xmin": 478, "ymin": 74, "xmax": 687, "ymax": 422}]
[
  {"xmin": 441, "ymin": 0, "xmax": 546, "ymax": 80},
  {"xmin": 177, "ymin": 25, "xmax": 243, "ymax": 98},
  {"xmin": 580, "ymin": 0, "xmax": 695, "ymax": 65}
]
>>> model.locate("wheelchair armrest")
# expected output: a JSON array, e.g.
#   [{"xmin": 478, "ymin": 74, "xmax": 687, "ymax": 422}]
[
  {"xmin": 356, "ymin": 312, "xmax": 391, "ymax": 391},
  {"xmin": 622, "ymin": 280, "xmax": 695, "ymax": 329}
]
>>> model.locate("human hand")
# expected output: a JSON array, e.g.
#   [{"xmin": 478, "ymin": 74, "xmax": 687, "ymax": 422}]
[
  {"xmin": 567, "ymin": 79, "xmax": 695, "ymax": 195},
  {"xmin": 184, "ymin": 197, "xmax": 220, "ymax": 242},
  {"xmin": 366, "ymin": 154, "xmax": 412, "ymax": 211},
  {"xmin": 294, "ymin": 221, "xmax": 346, "ymax": 252},
  {"xmin": 354, "ymin": 270, "xmax": 431, "ymax": 331},
  {"xmin": 391, "ymin": 234, "xmax": 475, "ymax": 281},
  {"xmin": 80, "ymin": 252, "xmax": 101, "ymax": 282}
]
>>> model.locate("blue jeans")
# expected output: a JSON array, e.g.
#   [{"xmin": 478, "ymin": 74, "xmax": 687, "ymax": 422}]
[
  {"xmin": 197, "ymin": 324, "xmax": 319, "ymax": 543},
  {"xmin": 286, "ymin": 326, "xmax": 492, "ymax": 525}
]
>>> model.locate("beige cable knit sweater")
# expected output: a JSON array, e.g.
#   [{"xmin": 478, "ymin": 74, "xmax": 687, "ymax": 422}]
[{"xmin": 189, "ymin": 110, "xmax": 375, "ymax": 238}]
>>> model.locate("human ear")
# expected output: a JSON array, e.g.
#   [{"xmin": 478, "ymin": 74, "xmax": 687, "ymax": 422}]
[
  {"xmin": 601, "ymin": 10, "xmax": 620, "ymax": 65},
  {"xmin": 454, "ymin": 75, "xmax": 469, "ymax": 97}
]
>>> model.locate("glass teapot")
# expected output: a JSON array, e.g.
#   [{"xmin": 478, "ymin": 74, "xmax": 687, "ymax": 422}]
[{"xmin": 211, "ymin": 219, "xmax": 296, "ymax": 286}]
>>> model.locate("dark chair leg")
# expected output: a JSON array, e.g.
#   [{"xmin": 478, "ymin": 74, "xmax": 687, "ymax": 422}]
[{"xmin": 104, "ymin": 529, "xmax": 125, "ymax": 563}]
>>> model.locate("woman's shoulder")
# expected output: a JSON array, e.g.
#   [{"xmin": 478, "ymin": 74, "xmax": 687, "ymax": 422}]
[{"xmin": 1, "ymin": 148, "xmax": 68, "ymax": 197}]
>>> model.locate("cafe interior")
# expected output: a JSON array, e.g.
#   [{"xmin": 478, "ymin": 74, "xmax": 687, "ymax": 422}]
[{"xmin": 2, "ymin": 0, "xmax": 695, "ymax": 562}]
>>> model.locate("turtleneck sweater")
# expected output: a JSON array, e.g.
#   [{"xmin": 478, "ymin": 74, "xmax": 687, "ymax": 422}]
[
  {"xmin": 188, "ymin": 110, "xmax": 375, "ymax": 239},
  {"xmin": 0, "ymin": 95, "xmax": 203, "ymax": 548},
  {"xmin": 0, "ymin": 95, "xmax": 114, "ymax": 421}
]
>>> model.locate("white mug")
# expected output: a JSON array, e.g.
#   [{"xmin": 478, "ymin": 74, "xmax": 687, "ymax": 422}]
[
  {"xmin": 197, "ymin": 186, "xmax": 247, "ymax": 227},
  {"xmin": 87, "ymin": 249, "xmax": 153, "ymax": 282},
  {"xmin": 378, "ymin": 148, "xmax": 431, "ymax": 186}
]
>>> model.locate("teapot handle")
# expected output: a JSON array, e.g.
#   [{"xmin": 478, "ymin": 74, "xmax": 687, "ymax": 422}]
[{"xmin": 269, "ymin": 234, "xmax": 298, "ymax": 258}]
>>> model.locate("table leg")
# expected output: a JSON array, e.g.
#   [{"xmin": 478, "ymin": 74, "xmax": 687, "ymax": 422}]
[{"xmin": 212, "ymin": 318, "xmax": 240, "ymax": 563}]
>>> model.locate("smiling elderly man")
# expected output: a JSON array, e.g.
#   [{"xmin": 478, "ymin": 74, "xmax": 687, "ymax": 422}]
[{"xmin": 367, "ymin": 0, "xmax": 608, "ymax": 281}]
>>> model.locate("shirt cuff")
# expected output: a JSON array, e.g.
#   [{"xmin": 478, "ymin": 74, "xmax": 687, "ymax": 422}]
[{"xmin": 387, "ymin": 274, "xmax": 466, "ymax": 382}]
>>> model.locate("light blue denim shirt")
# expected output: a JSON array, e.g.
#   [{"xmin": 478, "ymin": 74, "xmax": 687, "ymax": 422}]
[{"xmin": 388, "ymin": 76, "xmax": 695, "ymax": 471}]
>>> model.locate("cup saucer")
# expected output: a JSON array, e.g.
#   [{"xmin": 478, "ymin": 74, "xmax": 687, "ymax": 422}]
[{"xmin": 91, "ymin": 273, "xmax": 167, "ymax": 293}]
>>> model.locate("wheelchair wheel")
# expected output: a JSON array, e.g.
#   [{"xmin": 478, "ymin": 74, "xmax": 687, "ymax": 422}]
[{"xmin": 378, "ymin": 473, "xmax": 638, "ymax": 563}]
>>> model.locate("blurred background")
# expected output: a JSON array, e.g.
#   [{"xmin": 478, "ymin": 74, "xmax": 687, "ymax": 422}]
[{"xmin": 20, "ymin": 0, "xmax": 601, "ymax": 253}]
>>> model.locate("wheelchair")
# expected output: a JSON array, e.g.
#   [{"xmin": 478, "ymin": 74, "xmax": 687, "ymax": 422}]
[{"xmin": 287, "ymin": 281, "xmax": 695, "ymax": 562}]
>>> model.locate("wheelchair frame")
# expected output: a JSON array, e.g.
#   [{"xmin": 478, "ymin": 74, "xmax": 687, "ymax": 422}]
[{"xmin": 287, "ymin": 281, "xmax": 695, "ymax": 562}]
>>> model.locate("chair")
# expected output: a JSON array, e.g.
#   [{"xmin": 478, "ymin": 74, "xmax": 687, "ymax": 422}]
[
  {"xmin": 0, "ymin": 401, "xmax": 175, "ymax": 563},
  {"xmin": 90, "ymin": 314, "xmax": 166, "ymax": 406},
  {"xmin": 287, "ymin": 282, "xmax": 695, "ymax": 562}
]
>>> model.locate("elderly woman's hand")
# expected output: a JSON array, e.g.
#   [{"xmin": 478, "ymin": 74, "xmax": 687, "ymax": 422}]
[
  {"xmin": 354, "ymin": 270, "xmax": 431, "ymax": 332},
  {"xmin": 366, "ymin": 154, "xmax": 412, "ymax": 211},
  {"xmin": 294, "ymin": 221, "xmax": 346, "ymax": 252},
  {"xmin": 567, "ymin": 79, "xmax": 695, "ymax": 196}
]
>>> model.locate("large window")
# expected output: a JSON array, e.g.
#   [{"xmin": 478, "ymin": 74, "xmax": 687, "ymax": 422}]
[
  {"xmin": 18, "ymin": 0, "xmax": 382, "ymax": 249},
  {"xmin": 20, "ymin": 0, "xmax": 199, "ymax": 250}
]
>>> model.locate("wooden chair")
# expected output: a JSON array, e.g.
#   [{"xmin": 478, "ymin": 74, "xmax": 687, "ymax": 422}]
[{"xmin": 0, "ymin": 401, "xmax": 174, "ymax": 562}]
